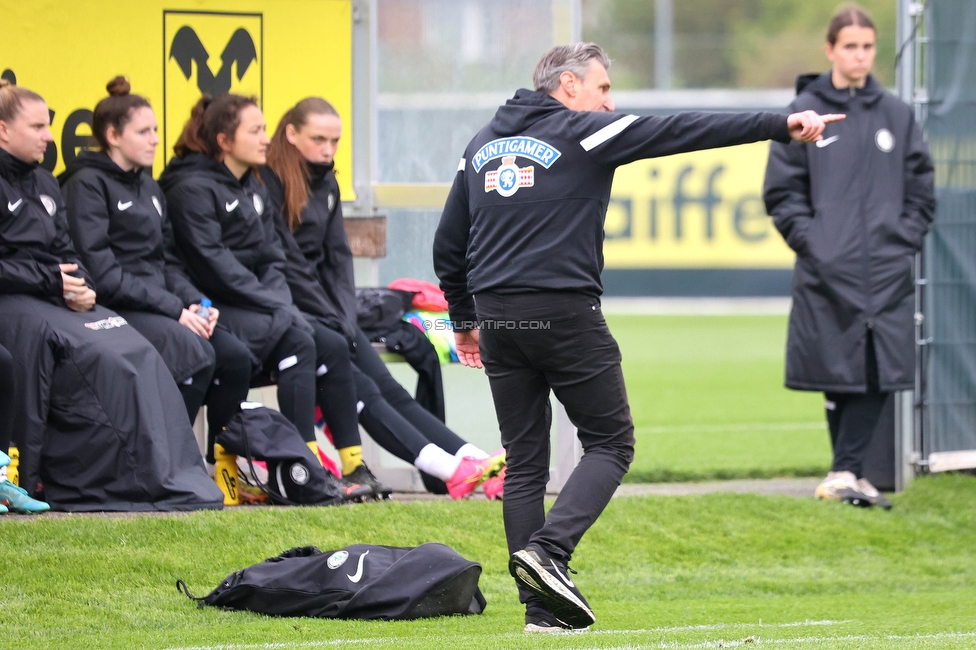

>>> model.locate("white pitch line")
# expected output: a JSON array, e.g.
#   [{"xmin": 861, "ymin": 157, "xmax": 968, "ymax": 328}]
[
  {"xmin": 160, "ymin": 619, "xmax": 851, "ymax": 650},
  {"xmin": 581, "ymin": 631, "xmax": 976, "ymax": 650},
  {"xmin": 639, "ymin": 422, "xmax": 825, "ymax": 435},
  {"xmin": 591, "ymin": 619, "xmax": 851, "ymax": 635}
]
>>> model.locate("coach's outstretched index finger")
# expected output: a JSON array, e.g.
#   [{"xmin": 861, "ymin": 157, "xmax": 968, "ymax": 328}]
[{"xmin": 786, "ymin": 110, "xmax": 846, "ymax": 143}]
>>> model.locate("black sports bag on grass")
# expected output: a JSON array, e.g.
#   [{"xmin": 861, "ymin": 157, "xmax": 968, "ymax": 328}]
[{"xmin": 177, "ymin": 543, "xmax": 487, "ymax": 619}]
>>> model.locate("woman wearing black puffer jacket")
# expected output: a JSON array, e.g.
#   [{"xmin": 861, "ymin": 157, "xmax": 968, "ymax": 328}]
[
  {"xmin": 61, "ymin": 77, "xmax": 252, "ymax": 452},
  {"xmin": 763, "ymin": 6, "xmax": 936, "ymax": 509}
]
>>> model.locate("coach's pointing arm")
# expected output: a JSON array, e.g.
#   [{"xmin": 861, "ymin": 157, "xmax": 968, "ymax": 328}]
[{"xmin": 577, "ymin": 109, "xmax": 844, "ymax": 169}]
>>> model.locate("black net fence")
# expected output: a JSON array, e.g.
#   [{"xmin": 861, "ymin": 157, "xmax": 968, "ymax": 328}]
[{"xmin": 922, "ymin": 0, "xmax": 976, "ymax": 458}]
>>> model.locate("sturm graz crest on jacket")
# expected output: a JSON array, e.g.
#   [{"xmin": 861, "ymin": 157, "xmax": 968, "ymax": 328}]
[
  {"xmin": 473, "ymin": 137, "xmax": 561, "ymax": 198},
  {"xmin": 169, "ymin": 26, "xmax": 257, "ymax": 96}
]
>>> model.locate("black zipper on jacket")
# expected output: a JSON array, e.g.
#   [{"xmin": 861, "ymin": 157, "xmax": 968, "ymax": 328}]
[{"xmin": 855, "ymin": 89, "xmax": 876, "ymax": 369}]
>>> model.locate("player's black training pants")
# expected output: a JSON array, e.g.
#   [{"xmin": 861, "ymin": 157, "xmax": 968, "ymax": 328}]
[
  {"xmin": 476, "ymin": 291, "xmax": 634, "ymax": 605},
  {"xmin": 352, "ymin": 327, "xmax": 468, "ymax": 456},
  {"xmin": 826, "ymin": 330, "xmax": 889, "ymax": 477},
  {"xmin": 308, "ymin": 319, "xmax": 362, "ymax": 449}
]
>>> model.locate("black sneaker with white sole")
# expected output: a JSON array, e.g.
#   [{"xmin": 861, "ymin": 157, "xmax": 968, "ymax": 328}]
[
  {"xmin": 509, "ymin": 544, "xmax": 595, "ymax": 629},
  {"xmin": 524, "ymin": 609, "xmax": 589, "ymax": 633}
]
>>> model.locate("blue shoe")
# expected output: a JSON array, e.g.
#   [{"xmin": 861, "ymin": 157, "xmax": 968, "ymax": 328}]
[
  {"xmin": 1, "ymin": 451, "xmax": 11, "ymax": 512},
  {"xmin": 0, "ymin": 480, "xmax": 50, "ymax": 514}
]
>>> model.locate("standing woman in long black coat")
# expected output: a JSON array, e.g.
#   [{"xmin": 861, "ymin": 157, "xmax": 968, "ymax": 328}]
[
  {"xmin": 61, "ymin": 77, "xmax": 252, "ymax": 458},
  {"xmin": 763, "ymin": 5, "xmax": 936, "ymax": 507}
]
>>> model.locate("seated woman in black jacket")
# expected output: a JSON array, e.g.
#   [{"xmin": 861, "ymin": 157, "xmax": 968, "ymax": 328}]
[
  {"xmin": 61, "ymin": 77, "xmax": 252, "ymax": 455},
  {"xmin": 264, "ymin": 97, "xmax": 505, "ymax": 499},
  {"xmin": 0, "ymin": 79, "xmax": 222, "ymax": 512},
  {"xmin": 160, "ymin": 93, "xmax": 373, "ymax": 500}
]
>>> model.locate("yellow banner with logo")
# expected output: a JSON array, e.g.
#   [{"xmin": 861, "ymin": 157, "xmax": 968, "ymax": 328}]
[
  {"xmin": 604, "ymin": 142, "xmax": 795, "ymax": 269},
  {"xmin": 0, "ymin": 0, "xmax": 354, "ymax": 197}
]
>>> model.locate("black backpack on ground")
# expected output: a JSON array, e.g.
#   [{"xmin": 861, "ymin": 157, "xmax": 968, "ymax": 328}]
[
  {"xmin": 178, "ymin": 543, "xmax": 487, "ymax": 620},
  {"xmin": 216, "ymin": 405, "xmax": 344, "ymax": 506}
]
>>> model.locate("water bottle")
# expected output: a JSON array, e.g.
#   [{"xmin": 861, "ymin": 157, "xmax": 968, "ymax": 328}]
[
  {"xmin": 7, "ymin": 447, "xmax": 19, "ymax": 486},
  {"xmin": 198, "ymin": 298, "xmax": 211, "ymax": 322}
]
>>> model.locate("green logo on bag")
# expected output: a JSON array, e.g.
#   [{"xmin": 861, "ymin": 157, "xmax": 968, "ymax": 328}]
[{"xmin": 327, "ymin": 550, "xmax": 349, "ymax": 569}]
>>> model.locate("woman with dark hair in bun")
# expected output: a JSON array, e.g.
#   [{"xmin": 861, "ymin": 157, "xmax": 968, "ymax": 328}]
[
  {"xmin": 0, "ymin": 79, "xmax": 222, "ymax": 512},
  {"xmin": 60, "ymin": 76, "xmax": 252, "ymax": 458},
  {"xmin": 159, "ymin": 93, "xmax": 377, "ymax": 500}
]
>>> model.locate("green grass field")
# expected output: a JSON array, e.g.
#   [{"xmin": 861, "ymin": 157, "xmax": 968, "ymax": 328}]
[
  {"xmin": 607, "ymin": 314, "xmax": 831, "ymax": 482},
  {"xmin": 4, "ymin": 313, "xmax": 971, "ymax": 649},
  {"xmin": 2, "ymin": 474, "xmax": 976, "ymax": 649}
]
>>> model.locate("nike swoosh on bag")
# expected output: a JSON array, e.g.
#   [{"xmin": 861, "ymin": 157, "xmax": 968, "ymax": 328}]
[
  {"xmin": 551, "ymin": 560, "xmax": 575, "ymax": 588},
  {"xmin": 225, "ymin": 200, "xmax": 239, "ymax": 212},
  {"xmin": 7, "ymin": 199, "xmax": 22, "ymax": 212},
  {"xmin": 347, "ymin": 550, "xmax": 369, "ymax": 583},
  {"xmin": 118, "ymin": 201, "xmax": 133, "ymax": 211},
  {"xmin": 815, "ymin": 135, "xmax": 840, "ymax": 149}
]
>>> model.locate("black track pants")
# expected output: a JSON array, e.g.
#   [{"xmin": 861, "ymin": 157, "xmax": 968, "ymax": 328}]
[
  {"xmin": 476, "ymin": 291, "xmax": 634, "ymax": 599},
  {"xmin": 825, "ymin": 329, "xmax": 888, "ymax": 477},
  {"xmin": 309, "ymin": 320, "xmax": 361, "ymax": 449},
  {"xmin": 826, "ymin": 392, "xmax": 889, "ymax": 477},
  {"xmin": 178, "ymin": 365, "xmax": 214, "ymax": 426},
  {"xmin": 203, "ymin": 328, "xmax": 253, "ymax": 462},
  {"xmin": 353, "ymin": 327, "xmax": 468, "ymax": 453},
  {"xmin": 0, "ymin": 343, "xmax": 13, "ymax": 453},
  {"xmin": 266, "ymin": 325, "xmax": 317, "ymax": 443},
  {"xmin": 352, "ymin": 367, "xmax": 430, "ymax": 461}
]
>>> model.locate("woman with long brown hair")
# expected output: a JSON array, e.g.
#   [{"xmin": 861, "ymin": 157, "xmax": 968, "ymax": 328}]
[
  {"xmin": 159, "ymin": 93, "xmax": 375, "ymax": 500},
  {"xmin": 264, "ymin": 97, "xmax": 505, "ymax": 499}
]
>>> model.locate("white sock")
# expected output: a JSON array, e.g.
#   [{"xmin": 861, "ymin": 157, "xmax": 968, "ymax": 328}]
[
  {"xmin": 454, "ymin": 443, "xmax": 489, "ymax": 460},
  {"xmin": 0, "ymin": 466, "xmax": 6, "ymax": 481},
  {"xmin": 414, "ymin": 443, "xmax": 462, "ymax": 481}
]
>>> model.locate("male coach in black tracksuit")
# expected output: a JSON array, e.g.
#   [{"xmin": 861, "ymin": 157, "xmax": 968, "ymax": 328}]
[{"xmin": 433, "ymin": 43, "xmax": 842, "ymax": 633}]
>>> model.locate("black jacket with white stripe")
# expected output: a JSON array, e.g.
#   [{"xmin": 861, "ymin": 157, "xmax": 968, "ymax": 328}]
[{"xmin": 433, "ymin": 89, "xmax": 790, "ymax": 327}]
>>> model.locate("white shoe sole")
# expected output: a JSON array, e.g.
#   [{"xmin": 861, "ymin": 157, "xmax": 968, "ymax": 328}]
[
  {"xmin": 524, "ymin": 622, "xmax": 589, "ymax": 633},
  {"xmin": 510, "ymin": 550, "xmax": 595, "ymax": 628}
]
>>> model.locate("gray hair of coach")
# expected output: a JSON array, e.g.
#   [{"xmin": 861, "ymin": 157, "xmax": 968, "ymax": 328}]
[{"xmin": 532, "ymin": 43, "xmax": 611, "ymax": 93}]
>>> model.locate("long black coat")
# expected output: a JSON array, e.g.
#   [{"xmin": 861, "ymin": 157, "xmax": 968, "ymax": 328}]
[
  {"xmin": 60, "ymin": 152, "xmax": 212, "ymax": 383},
  {"xmin": 160, "ymin": 154, "xmax": 306, "ymax": 369},
  {"xmin": 763, "ymin": 73, "xmax": 936, "ymax": 392},
  {"xmin": 0, "ymin": 148, "xmax": 220, "ymax": 511}
]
